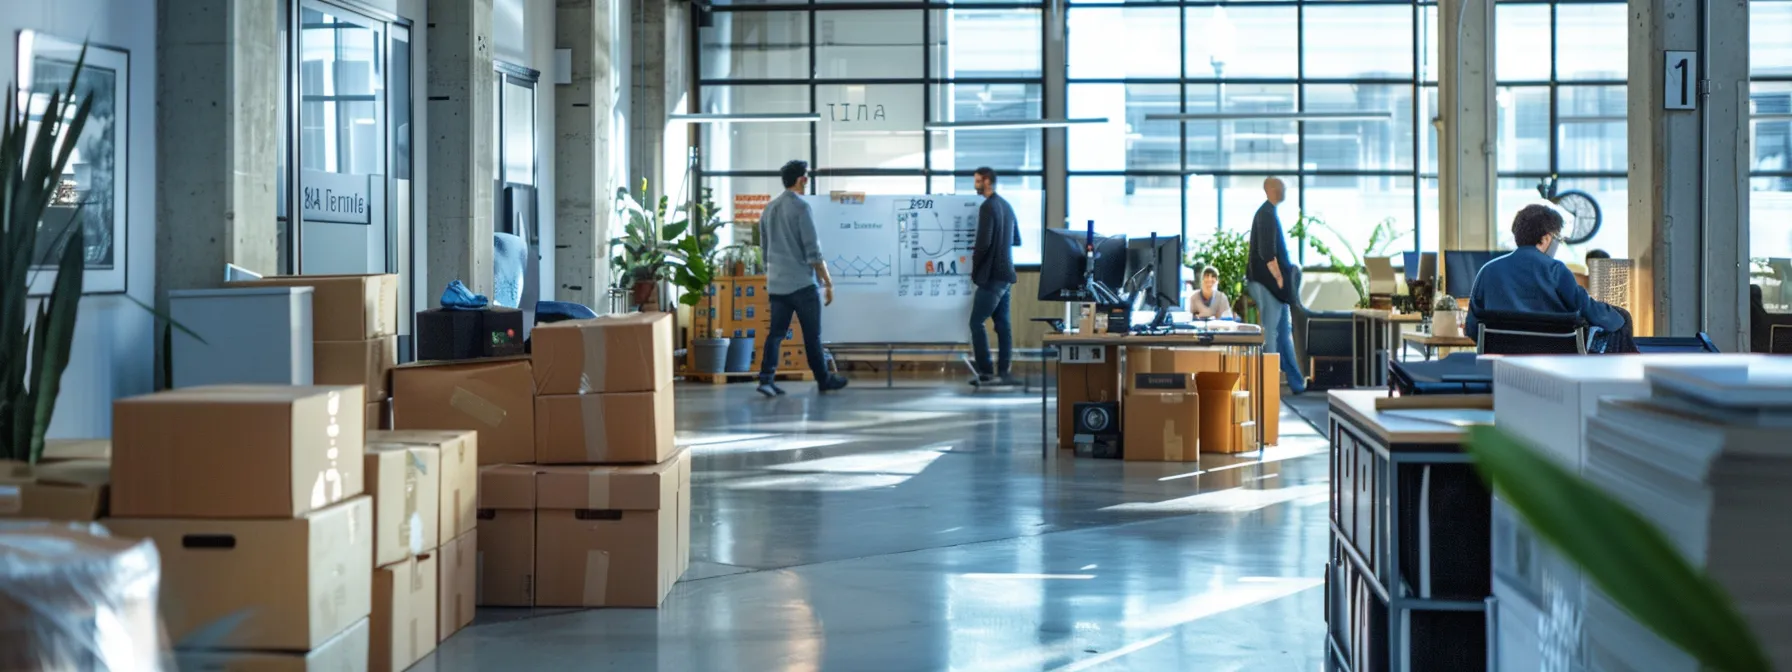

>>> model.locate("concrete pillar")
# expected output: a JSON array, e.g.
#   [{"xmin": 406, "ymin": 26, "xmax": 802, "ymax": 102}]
[
  {"xmin": 1627, "ymin": 0, "xmax": 1749, "ymax": 347},
  {"xmin": 1043, "ymin": 0, "xmax": 1067, "ymax": 235},
  {"xmin": 1436, "ymin": 0, "xmax": 1497, "ymax": 254},
  {"xmin": 426, "ymin": 0, "xmax": 496, "ymax": 298},
  {"xmin": 630, "ymin": 0, "xmax": 692, "ymax": 197},
  {"xmin": 155, "ymin": 0, "xmax": 281, "ymax": 296},
  {"xmin": 556, "ymin": 0, "xmax": 615, "ymax": 308}
]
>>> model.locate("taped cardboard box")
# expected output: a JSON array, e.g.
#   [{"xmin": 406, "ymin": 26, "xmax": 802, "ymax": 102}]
[
  {"xmin": 1121, "ymin": 390, "xmax": 1200, "ymax": 462},
  {"xmin": 176, "ymin": 618, "xmax": 369, "ymax": 672},
  {"xmin": 531, "ymin": 313, "xmax": 673, "ymax": 394},
  {"xmin": 368, "ymin": 430, "xmax": 470, "ymax": 546},
  {"xmin": 0, "ymin": 458, "xmax": 109, "ymax": 521},
  {"xmin": 229, "ymin": 273, "xmax": 399, "ymax": 341},
  {"xmin": 371, "ymin": 554, "xmax": 437, "ymax": 672},
  {"xmin": 365, "ymin": 445, "xmax": 434, "ymax": 567},
  {"xmin": 112, "ymin": 385, "xmax": 365, "ymax": 518},
  {"xmin": 391, "ymin": 358, "xmax": 530, "ymax": 465},
  {"xmin": 316, "ymin": 336, "xmax": 397, "ymax": 399},
  {"xmin": 436, "ymin": 530, "xmax": 477, "ymax": 642},
  {"xmin": 534, "ymin": 450, "xmax": 691, "ymax": 608},
  {"xmin": 1241, "ymin": 352, "xmax": 1282, "ymax": 444},
  {"xmin": 1122, "ymin": 346, "xmax": 1155, "ymax": 392},
  {"xmin": 1230, "ymin": 421, "xmax": 1260, "ymax": 456},
  {"xmin": 1151, "ymin": 349, "xmax": 1226, "ymax": 376},
  {"xmin": 364, "ymin": 399, "xmax": 391, "ymax": 431},
  {"xmin": 104, "ymin": 496, "xmax": 372, "ymax": 651},
  {"xmin": 534, "ymin": 386, "xmax": 675, "ymax": 465},
  {"xmin": 477, "ymin": 464, "xmax": 537, "ymax": 607}
]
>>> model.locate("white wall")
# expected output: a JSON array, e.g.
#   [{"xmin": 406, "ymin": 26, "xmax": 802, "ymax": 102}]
[{"xmin": 3, "ymin": 0, "xmax": 159, "ymax": 439}]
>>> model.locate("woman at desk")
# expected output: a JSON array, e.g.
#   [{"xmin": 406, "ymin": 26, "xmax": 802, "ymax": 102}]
[{"xmin": 1186, "ymin": 266, "xmax": 1234, "ymax": 318}]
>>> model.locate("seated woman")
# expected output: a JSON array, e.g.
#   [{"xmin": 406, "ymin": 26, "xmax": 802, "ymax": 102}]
[
  {"xmin": 1465, "ymin": 205, "xmax": 1636, "ymax": 353},
  {"xmin": 1186, "ymin": 266, "xmax": 1234, "ymax": 319}
]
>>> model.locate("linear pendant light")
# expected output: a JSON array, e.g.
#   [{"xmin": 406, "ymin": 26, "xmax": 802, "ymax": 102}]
[{"xmin": 923, "ymin": 118, "xmax": 1109, "ymax": 131}]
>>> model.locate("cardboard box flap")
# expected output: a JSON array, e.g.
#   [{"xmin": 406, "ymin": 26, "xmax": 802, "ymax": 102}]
[
  {"xmin": 24, "ymin": 459, "xmax": 111, "ymax": 487},
  {"xmin": 478, "ymin": 465, "xmax": 538, "ymax": 510},
  {"xmin": 42, "ymin": 439, "xmax": 110, "ymax": 461},
  {"xmin": 1194, "ymin": 371, "xmax": 1241, "ymax": 391},
  {"xmin": 531, "ymin": 313, "xmax": 673, "ymax": 394},
  {"xmin": 536, "ymin": 453, "xmax": 684, "ymax": 511},
  {"xmin": 120, "ymin": 384, "xmax": 365, "ymax": 405}
]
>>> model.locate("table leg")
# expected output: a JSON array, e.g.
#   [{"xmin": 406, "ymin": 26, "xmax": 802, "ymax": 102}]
[{"xmin": 1041, "ymin": 353, "xmax": 1051, "ymax": 460}]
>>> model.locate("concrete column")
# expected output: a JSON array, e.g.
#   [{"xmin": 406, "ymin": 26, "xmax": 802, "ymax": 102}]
[
  {"xmin": 1043, "ymin": 0, "xmax": 1067, "ymax": 235},
  {"xmin": 556, "ymin": 0, "xmax": 615, "ymax": 308},
  {"xmin": 155, "ymin": 0, "xmax": 281, "ymax": 296},
  {"xmin": 426, "ymin": 0, "xmax": 496, "ymax": 298},
  {"xmin": 1626, "ymin": 0, "xmax": 1749, "ymax": 347},
  {"xmin": 1436, "ymin": 0, "xmax": 1497, "ymax": 254},
  {"xmin": 630, "ymin": 0, "xmax": 692, "ymax": 196}
]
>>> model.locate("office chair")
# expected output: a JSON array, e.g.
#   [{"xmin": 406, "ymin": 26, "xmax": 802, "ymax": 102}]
[
  {"xmin": 1475, "ymin": 310, "xmax": 1592, "ymax": 355},
  {"xmin": 1632, "ymin": 334, "xmax": 1719, "ymax": 354}
]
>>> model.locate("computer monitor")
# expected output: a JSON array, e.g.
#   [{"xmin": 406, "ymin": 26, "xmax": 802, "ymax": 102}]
[
  {"xmin": 1402, "ymin": 251, "xmax": 1437, "ymax": 283},
  {"xmin": 1123, "ymin": 234, "xmax": 1183, "ymax": 312},
  {"xmin": 1444, "ymin": 250, "xmax": 1501, "ymax": 298},
  {"xmin": 1039, "ymin": 224, "xmax": 1128, "ymax": 302}
]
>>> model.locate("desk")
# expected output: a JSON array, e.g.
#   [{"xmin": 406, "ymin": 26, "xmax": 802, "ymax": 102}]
[
  {"xmin": 1353, "ymin": 310, "xmax": 1423, "ymax": 387},
  {"xmin": 1400, "ymin": 332, "xmax": 1477, "ymax": 361},
  {"xmin": 1325, "ymin": 390, "xmax": 1496, "ymax": 672},
  {"xmin": 1042, "ymin": 330, "xmax": 1266, "ymax": 460}
]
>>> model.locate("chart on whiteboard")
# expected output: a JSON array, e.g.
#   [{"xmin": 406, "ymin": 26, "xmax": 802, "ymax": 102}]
[
  {"xmin": 896, "ymin": 198, "xmax": 977, "ymax": 298},
  {"xmin": 803, "ymin": 194, "xmax": 984, "ymax": 343}
]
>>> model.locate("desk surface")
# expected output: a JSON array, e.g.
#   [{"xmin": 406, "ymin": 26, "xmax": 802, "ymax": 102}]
[
  {"xmin": 1353, "ymin": 309, "xmax": 1424, "ymax": 323},
  {"xmin": 1328, "ymin": 389, "xmax": 1494, "ymax": 445},
  {"xmin": 1044, "ymin": 331, "xmax": 1266, "ymax": 346},
  {"xmin": 1401, "ymin": 332, "xmax": 1477, "ymax": 347}
]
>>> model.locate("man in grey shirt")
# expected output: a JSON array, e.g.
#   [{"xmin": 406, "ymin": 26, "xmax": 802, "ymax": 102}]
[
  {"xmin": 756, "ymin": 160, "xmax": 849, "ymax": 396},
  {"xmin": 968, "ymin": 166, "xmax": 1021, "ymax": 386}
]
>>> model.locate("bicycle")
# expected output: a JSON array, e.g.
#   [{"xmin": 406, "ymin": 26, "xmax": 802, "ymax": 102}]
[{"xmin": 1536, "ymin": 175, "xmax": 1603, "ymax": 245}]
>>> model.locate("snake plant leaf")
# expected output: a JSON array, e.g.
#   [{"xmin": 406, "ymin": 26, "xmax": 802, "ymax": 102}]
[
  {"xmin": 119, "ymin": 293, "xmax": 206, "ymax": 345},
  {"xmin": 1464, "ymin": 426, "xmax": 1772, "ymax": 672},
  {"xmin": 26, "ymin": 226, "xmax": 84, "ymax": 463}
]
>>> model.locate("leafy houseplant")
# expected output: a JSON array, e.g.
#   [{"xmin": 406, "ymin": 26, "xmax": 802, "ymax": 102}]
[
  {"xmin": 1289, "ymin": 214, "xmax": 1410, "ymax": 309},
  {"xmin": 611, "ymin": 180, "xmax": 688, "ymax": 311}
]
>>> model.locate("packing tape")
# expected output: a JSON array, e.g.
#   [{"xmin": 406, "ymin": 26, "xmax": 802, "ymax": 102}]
[
  {"xmin": 408, "ymin": 511, "xmax": 425, "ymax": 555},
  {"xmin": 577, "ymin": 324, "xmax": 610, "ymax": 393},
  {"xmin": 403, "ymin": 462, "xmax": 420, "ymax": 553},
  {"xmin": 585, "ymin": 472, "xmax": 612, "ymax": 510},
  {"xmin": 583, "ymin": 550, "xmax": 610, "ymax": 605},
  {"xmin": 451, "ymin": 386, "xmax": 508, "ymax": 428},
  {"xmin": 583, "ymin": 398, "xmax": 608, "ymax": 462}
]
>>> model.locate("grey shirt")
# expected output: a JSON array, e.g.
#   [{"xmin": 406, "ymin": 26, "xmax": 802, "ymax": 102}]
[
  {"xmin": 1186, "ymin": 288, "xmax": 1233, "ymax": 319},
  {"xmin": 759, "ymin": 190, "xmax": 824, "ymax": 295}
]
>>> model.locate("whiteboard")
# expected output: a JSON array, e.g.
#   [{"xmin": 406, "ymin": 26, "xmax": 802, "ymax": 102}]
[{"xmin": 801, "ymin": 194, "xmax": 985, "ymax": 344}]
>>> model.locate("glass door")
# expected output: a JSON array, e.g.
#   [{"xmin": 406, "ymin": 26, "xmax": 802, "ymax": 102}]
[
  {"xmin": 297, "ymin": 1, "xmax": 388, "ymax": 275},
  {"xmin": 493, "ymin": 62, "xmax": 540, "ymax": 318}
]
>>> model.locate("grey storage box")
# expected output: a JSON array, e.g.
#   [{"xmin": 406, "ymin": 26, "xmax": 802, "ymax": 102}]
[{"xmin": 170, "ymin": 286, "xmax": 315, "ymax": 388}]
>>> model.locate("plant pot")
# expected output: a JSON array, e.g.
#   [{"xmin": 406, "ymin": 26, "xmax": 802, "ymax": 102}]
[
  {"xmin": 691, "ymin": 338, "xmax": 731, "ymax": 374},
  {"xmin": 1433, "ymin": 311, "xmax": 1463, "ymax": 338},
  {"xmin": 724, "ymin": 338, "xmax": 755, "ymax": 373}
]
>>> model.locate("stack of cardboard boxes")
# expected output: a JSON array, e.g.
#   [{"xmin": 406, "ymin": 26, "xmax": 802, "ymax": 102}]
[
  {"xmin": 689, "ymin": 274, "xmax": 806, "ymax": 373},
  {"xmin": 1088, "ymin": 348, "xmax": 1280, "ymax": 460},
  {"xmin": 363, "ymin": 428, "xmax": 479, "ymax": 662},
  {"xmin": 0, "ymin": 439, "xmax": 111, "ymax": 522},
  {"xmin": 229, "ymin": 274, "xmax": 401, "ymax": 431}
]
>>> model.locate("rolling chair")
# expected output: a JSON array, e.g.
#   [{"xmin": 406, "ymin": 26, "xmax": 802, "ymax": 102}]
[
  {"xmin": 1474, "ymin": 310, "xmax": 1599, "ymax": 355},
  {"xmin": 1750, "ymin": 284, "xmax": 1792, "ymax": 353}
]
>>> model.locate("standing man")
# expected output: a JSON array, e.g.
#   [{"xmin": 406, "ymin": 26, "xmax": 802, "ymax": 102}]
[
  {"xmin": 757, "ymin": 160, "xmax": 850, "ymax": 396},
  {"xmin": 1246, "ymin": 177, "xmax": 1308, "ymax": 394},
  {"xmin": 968, "ymin": 166, "xmax": 1021, "ymax": 386}
]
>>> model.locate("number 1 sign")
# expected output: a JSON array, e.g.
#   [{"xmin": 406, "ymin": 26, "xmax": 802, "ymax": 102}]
[{"xmin": 1664, "ymin": 50, "xmax": 1698, "ymax": 110}]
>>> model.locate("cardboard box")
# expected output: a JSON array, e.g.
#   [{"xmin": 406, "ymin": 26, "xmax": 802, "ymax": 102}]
[
  {"xmin": 531, "ymin": 313, "xmax": 673, "ymax": 394},
  {"xmin": 1152, "ymin": 349, "xmax": 1226, "ymax": 376},
  {"xmin": 1195, "ymin": 372, "xmax": 1244, "ymax": 454},
  {"xmin": 105, "ymin": 496, "xmax": 373, "ymax": 651},
  {"xmin": 230, "ymin": 274, "xmax": 398, "ymax": 341},
  {"xmin": 778, "ymin": 346, "xmax": 808, "ymax": 370},
  {"xmin": 535, "ymin": 386, "xmax": 675, "ymax": 465},
  {"xmin": 1057, "ymin": 349, "xmax": 1122, "ymax": 451},
  {"xmin": 1241, "ymin": 353, "xmax": 1282, "ymax": 444},
  {"xmin": 391, "ymin": 358, "xmax": 532, "ymax": 465},
  {"xmin": 371, "ymin": 554, "xmax": 437, "ymax": 672},
  {"xmin": 1228, "ymin": 421, "xmax": 1260, "ymax": 455},
  {"xmin": 437, "ymin": 530, "xmax": 477, "ymax": 642},
  {"xmin": 535, "ymin": 450, "xmax": 691, "ymax": 608},
  {"xmin": 368, "ymin": 430, "xmax": 470, "ymax": 545},
  {"xmin": 1229, "ymin": 390, "xmax": 1251, "ymax": 421},
  {"xmin": 316, "ymin": 336, "xmax": 397, "ymax": 399},
  {"xmin": 365, "ymin": 445, "xmax": 431, "ymax": 566},
  {"xmin": 1122, "ymin": 346, "xmax": 1155, "ymax": 392},
  {"xmin": 1122, "ymin": 390, "xmax": 1200, "ymax": 462},
  {"xmin": 477, "ymin": 465, "xmax": 537, "ymax": 607},
  {"xmin": 365, "ymin": 399, "xmax": 391, "ymax": 431},
  {"xmin": 175, "ymin": 618, "xmax": 370, "ymax": 672},
  {"xmin": 112, "ymin": 385, "xmax": 365, "ymax": 518},
  {"xmin": 0, "ymin": 458, "xmax": 109, "ymax": 521},
  {"xmin": 43, "ymin": 438, "xmax": 111, "ymax": 460}
]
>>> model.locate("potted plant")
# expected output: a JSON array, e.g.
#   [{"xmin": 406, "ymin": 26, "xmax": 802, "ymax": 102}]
[
  {"xmin": 668, "ymin": 189, "xmax": 735, "ymax": 374},
  {"xmin": 1289, "ymin": 214, "xmax": 1410, "ymax": 309},
  {"xmin": 1432, "ymin": 293, "xmax": 1463, "ymax": 338},
  {"xmin": 1185, "ymin": 230, "xmax": 1250, "ymax": 319},
  {"xmin": 611, "ymin": 181, "xmax": 682, "ymax": 311}
]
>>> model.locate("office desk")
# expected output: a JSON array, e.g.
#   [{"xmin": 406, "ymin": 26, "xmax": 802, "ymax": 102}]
[
  {"xmin": 1042, "ymin": 330, "xmax": 1266, "ymax": 459},
  {"xmin": 1353, "ymin": 310, "xmax": 1423, "ymax": 387},
  {"xmin": 1401, "ymin": 332, "xmax": 1477, "ymax": 361}
]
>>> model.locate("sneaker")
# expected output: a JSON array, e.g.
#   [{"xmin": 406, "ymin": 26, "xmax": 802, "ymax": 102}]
[
  {"xmin": 819, "ymin": 375, "xmax": 851, "ymax": 393},
  {"xmin": 756, "ymin": 382, "xmax": 785, "ymax": 398},
  {"xmin": 969, "ymin": 374, "xmax": 994, "ymax": 387},
  {"xmin": 991, "ymin": 375, "xmax": 1023, "ymax": 387}
]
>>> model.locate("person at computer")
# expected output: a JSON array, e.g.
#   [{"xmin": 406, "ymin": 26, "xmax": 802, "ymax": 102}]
[
  {"xmin": 1186, "ymin": 266, "xmax": 1233, "ymax": 319},
  {"xmin": 1246, "ymin": 177, "xmax": 1308, "ymax": 394},
  {"xmin": 757, "ymin": 159, "xmax": 851, "ymax": 396},
  {"xmin": 968, "ymin": 166, "xmax": 1022, "ymax": 386},
  {"xmin": 1464, "ymin": 205, "xmax": 1636, "ymax": 353}
]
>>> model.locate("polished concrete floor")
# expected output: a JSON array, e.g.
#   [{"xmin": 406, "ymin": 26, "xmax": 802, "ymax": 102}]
[{"xmin": 423, "ymin": 380, "xmax": 1332, "ymax": 671}]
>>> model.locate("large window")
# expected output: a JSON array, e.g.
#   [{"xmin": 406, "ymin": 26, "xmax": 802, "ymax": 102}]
[
  {"xmin": 697, "ymin": 5, "xmax": 1048, "ymax": 263},
  {"xmin": 1754, "ymin": 0, "xmax": 1792, "ymax": 260}
]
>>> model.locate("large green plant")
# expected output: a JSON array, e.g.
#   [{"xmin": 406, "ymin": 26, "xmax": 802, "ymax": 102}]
[
  {"xmin": 1467, "ymin": 426, "xmax": 1771, "ymax": 672},
  {"xmin": 610, "ymin": 180, "xmax": 683, "ymax": 291},
  {"xmin": 2, "ymin": 50, "xmax": 92, "ymax": 464},
  {"xmin": 1184, "ymin": 230, "xmax": 1250, "ymax": 304},
  {"xmin": 1289, "ymin": 214, "xmax": 1409, "ymax": 308}
]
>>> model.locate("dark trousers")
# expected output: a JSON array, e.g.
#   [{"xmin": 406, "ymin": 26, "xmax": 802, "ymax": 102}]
[
  {"xmin": 1600, "ymin": 306, "xmax": 1639, "ymax": 354},
  {"xmin": 760, "ymin": 286, "xmax": 828, "ymax": 383},
  {"xmin": 969, "ymin": 282, "xmax": 1013, "ymax": 376}
]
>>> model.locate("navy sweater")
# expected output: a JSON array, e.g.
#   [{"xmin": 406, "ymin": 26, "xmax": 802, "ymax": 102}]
[{"xmin": 1465, "ymin": 246, "xmax": 1625, "ymax": 337}]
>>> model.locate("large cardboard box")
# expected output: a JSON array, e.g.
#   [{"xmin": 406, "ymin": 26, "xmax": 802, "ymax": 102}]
[
  {"xmin": 0, "ymin": 458, "xmax": 109, "ymax": 521},
  {"xmin": 477, "ymin": 465, "xmax": 537, "ymax": 607},
  {"xmin": 371, "ymin": 554, "xmax": 437, "ymax": 672},
  {"xmin": 531, "ymin": 313, "xmax": 673, "ymax": 394},
  {"xmin": 176, "ymin": 618, "xmax": 370, "ymax": 672},
  {"xmin": 1057, "ymin": 349, "xmax": 1122, "ymax": 451},
  {"xmin": 112, "ymin": 385, "xmax": 365, "ymax": 518},
  {"xmin": 535, "ymin": 386, "xmax": 675, "ymax": 465},
  {"xmin": 316, "ymin": 336, "xmax": 397, "ymax": 399},
  {"xmin": 230, "ymin": 274, "xmax": 399, "ymax": 341},
  {"xmin": 391, "ymin": 358, "xmax": 531, "ymax": 465},
  {"xmin": 535, "ymin": 450, "xmax": 691, "ymax": 608},
  {"xmin": 436, "ymin": 530, "xmax": 477, "ymax": 642},
  {"xmin": 365, "ymin": 445, "xmax": 433, "ymax": 566},
  {"xmin": 1151, "ymin": 348, "xmax": 1226, "ymax": 376},
  {"xmin": 1121, "ymin": 346, "xmax": 1155, "ymax": 392},
  {"xmin": 1241, "ymin": 352, "xmax": 1282, "ymax": 444},
  {"xmin": 105, "ymin": 496, "xmax": 373, "ymax": 651},
  {"xmin": 1122, "ymin": 390, "xmax": 1200, "ymax": 462},
  {"xmin": 368, "ymin": 430, "xmax": 470, "ymax": 546},
  {"xmin": 364, "ymin": 399, "xmax": 391, "ymax": 431},
  {"xmin": 1195, "ymin": 372, "xmax": 1244, "ymax": 454}
]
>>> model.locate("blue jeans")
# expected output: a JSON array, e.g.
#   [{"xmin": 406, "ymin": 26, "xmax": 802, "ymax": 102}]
[
  {"xmin": 969, "ymin": 282, "xmax": 1013, "ymax": 376},
  {"xmin": 760, "ymin": 286, "xmax": 828, "ymax": 383},
  {"xmin": 1248, "ymin": 281, "xmax": 1306, "ymax": 392}
]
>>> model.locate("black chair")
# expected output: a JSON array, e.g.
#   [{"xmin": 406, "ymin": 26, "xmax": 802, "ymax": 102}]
[
  {"xmin": 1475, "ymin": 310, "xmax": 1593, "ymax": 355},
  {"xmin": 1284, "ymin": 266, "xmax": 1354, "ymax": 389},
  {"xmin": 1750, "ymin": 284, "xmax": 1792, "ymax": 353}
]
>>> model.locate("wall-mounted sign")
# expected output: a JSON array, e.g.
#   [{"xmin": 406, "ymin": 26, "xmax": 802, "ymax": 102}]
[
  {"xmin": 1664, "ymin": 50, "xmax": 1698, "ymax": 111},
  {"xmin": 301, "ymin": 170, "xmax": 374, "ymax": 225}
]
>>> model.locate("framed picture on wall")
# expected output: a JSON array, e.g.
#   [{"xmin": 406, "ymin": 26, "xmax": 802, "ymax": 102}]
[{"xmin": 16, "ymin": 30, "xmax": 129, "ymax": 296}]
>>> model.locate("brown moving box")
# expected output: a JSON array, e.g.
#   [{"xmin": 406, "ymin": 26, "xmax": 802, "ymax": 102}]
[
  {"xmin": 112, "ymin": 385, "xmax": 365, "ymax": 518},
  {"xmin": 778, "ymin": 346, "xmax": 807, "ymax": 370},
  {"xmin": 365, "ymin": 399, "xmax": 391, "ymax": 431},
  {"xmin": 477, "ymin": 465, "xmax": 538, "ymax": 607},
  {"xmin": 1233, "ymin": 421, "xmax": 1260, "ymax": 456},
  {"xmin": 1121, "ymin": 346, "xmax": 1155, "ymax": 392},
  {"xmin": 1241, "ymin": 352, "xmax": 1282, "ymax": 444},
  {"xmin": 0, "ymin": 459, "xmax": 109, "ymax": 521},
  {"xmin": 105, "ymin": 496, "xmax": 373, "ymax": 651},
  {"xmin": 368, "ymin": 430, "xmax": 470, "ymax": 547},
  {"xmin": 1195, "ymin": 372, "xmax": 1243, "ymax": 454},
  {"xmin": 317, "ymin": 336, "xmax": 397, "ymax": 399},
  {"xmin": 175, "ymin": 618, "xmax": 370, "ymax": 672},
  {"xmin": 532, "ymin": 313, "xmax": 673, "ymax": 394},
  {"xmin": 1151, "ymin": 349, "xmax": 1227, "ymax": 376},
  {"xmin": 391, "ymin": 358, "xmax": 531, "ymax": 464},
  {"xmin": 1122, "ymin": 390, "xmax": 1200, "ymax": 462},
  {"xmin": 365, "ymin": 445, "xmax": 432, "ymax": 566},
  {"xmin": 1057, "ymin": 351, "xmax": 1122, "ymax": 451},
  {"xmin": 437, "ymin": 530, "xmax": 477, "ymax": 642},
  {"xmin": 371, "ymin": 554, "xmax": 437, "ymax": 672},
  {"xmin": 229, "ymin": 274, "xmax": 399, "ymax": 341},
  {"xmin": 535, "ymin": 450, "xmax": 691, "ymax": 608},
  {"xmin": 535, "ymin": 386, "xmax": 675, "ymax": 465}
]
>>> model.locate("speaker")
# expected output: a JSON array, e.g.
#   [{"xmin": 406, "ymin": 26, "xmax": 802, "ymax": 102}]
[{"xmin": 1072, "ymin": 401, "xmax": 1122, "ymax": 459}]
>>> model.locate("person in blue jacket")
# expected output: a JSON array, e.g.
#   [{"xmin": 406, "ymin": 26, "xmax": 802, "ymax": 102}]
[{"xmin": 1465, "ymin": 204, "xmax": 1635, "ymax": 352}]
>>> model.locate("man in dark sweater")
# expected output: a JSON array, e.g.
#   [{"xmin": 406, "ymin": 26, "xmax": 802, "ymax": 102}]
[
  {"xmin": 1245, "ymin": 177, "xmax": 1307, "ymax": 394},
  {"xmin": 1466, "ymin": 204, "xmax": 1635, "ymax": 352},
  {"xmin": 968, "ymin": 166, "xmax": 1021, "ymax": 385}
]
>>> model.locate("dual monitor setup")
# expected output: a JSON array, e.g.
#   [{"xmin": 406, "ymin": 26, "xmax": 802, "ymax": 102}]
[
  {"xmin": 1038, "ymin": 222, "xmax": 1185, "ymax": 333},
  {"xmin": 1403, "ymin": 250, "xmax": 1501, "ymax": 299}
]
